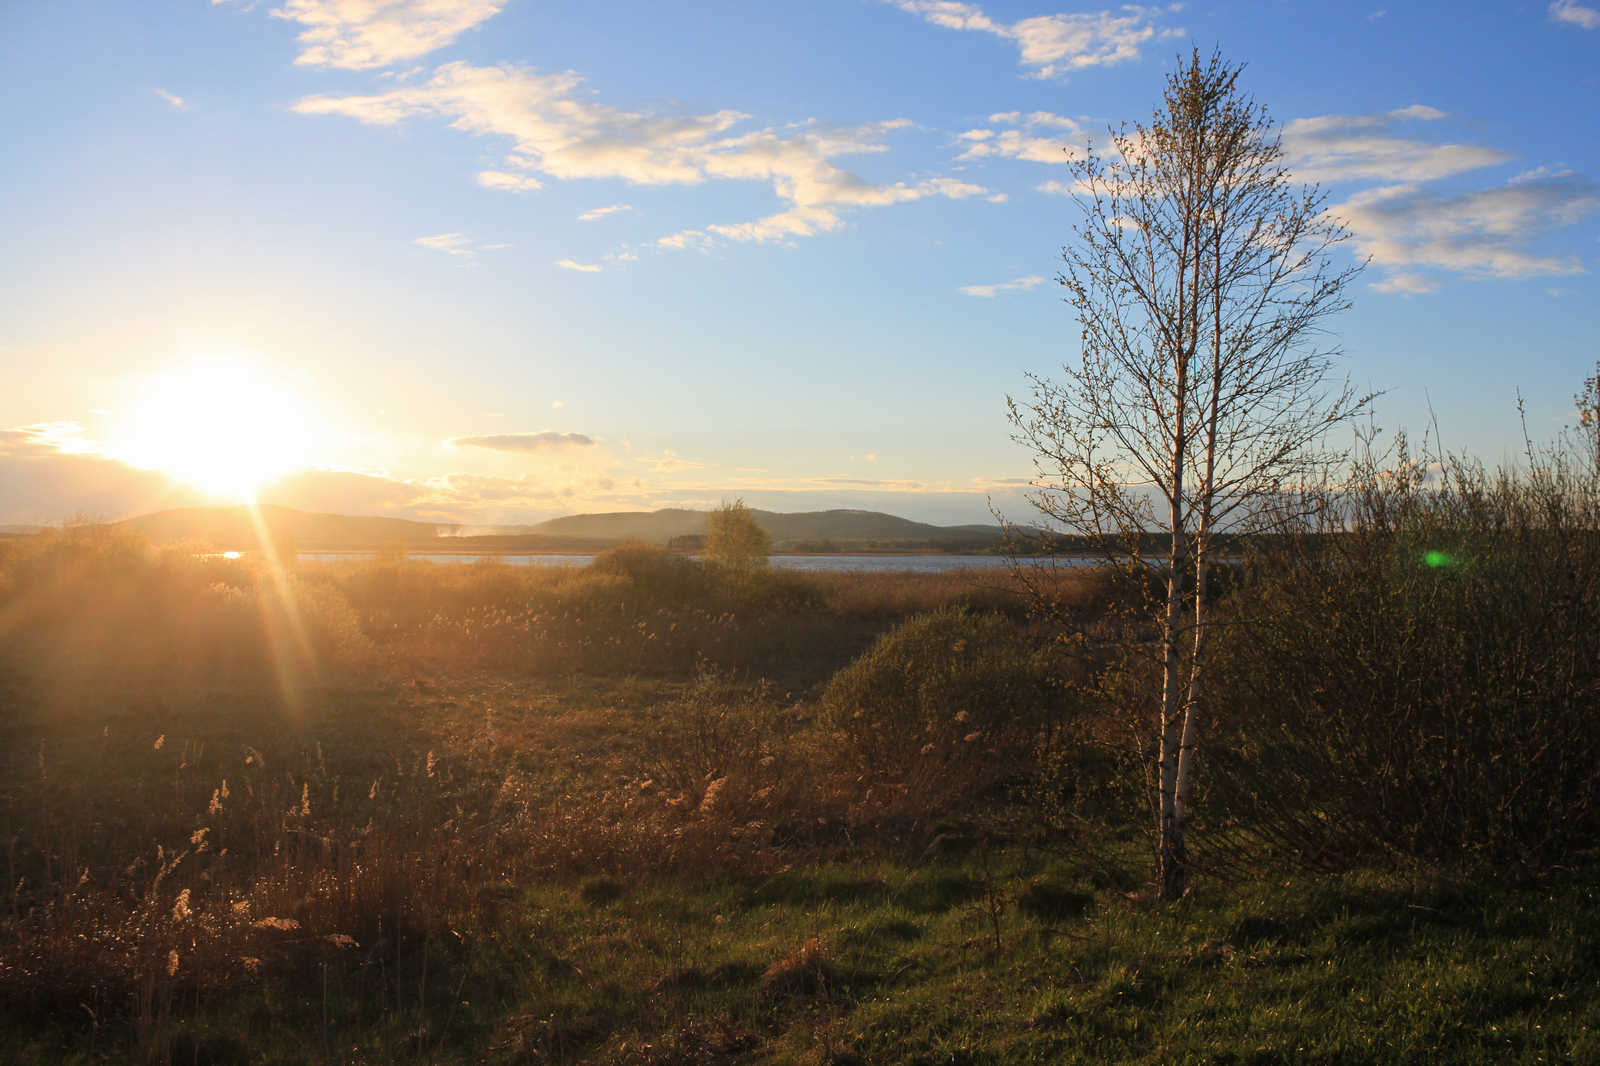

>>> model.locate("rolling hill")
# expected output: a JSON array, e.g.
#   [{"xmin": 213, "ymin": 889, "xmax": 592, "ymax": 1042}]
[{"xmin": 111, "ymin": 505, "xmax": 1007, "ymax": 551}]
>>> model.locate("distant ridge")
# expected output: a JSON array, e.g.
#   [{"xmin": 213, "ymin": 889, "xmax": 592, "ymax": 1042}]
[
  {"xmin": 112, "ymin": 505, "xmax": 1006, "ymax": 551},
  {"xmin": 518, "ymin": 508, "xmax": 1002, "ymax": 543},
  {"xmin": 117, "ymin": 504, "xmax": 449, "ymax": 549}
]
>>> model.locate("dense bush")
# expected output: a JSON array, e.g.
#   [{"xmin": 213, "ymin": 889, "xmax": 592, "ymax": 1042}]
[
  {"xmin": 1205, "ymin": 444, "xmax": 1600, "ymax": 873},
  {"xmin": 587, "ymin": 538, "xmax": 705, "ymax": 600},
  {"xmin": 820, "ymin": 607, "xmax": 1072, "ymax": 784}
]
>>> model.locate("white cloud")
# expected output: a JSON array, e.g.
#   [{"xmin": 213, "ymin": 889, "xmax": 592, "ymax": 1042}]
[
  {"xmin": 153, "ymin": 88, "xmax": 189, "ymax": 111},
  {"xmin": 555, "ymin": 259, "xmax": 602, "ymax": 272},
  {"xmin": 637, "ymin": 451, "xmax": 704, "ymax": 471},
  {"xmin": 296, "ymin": 63, "xmax": 991, "ymax": 246},
  {"xmin": 272, "ymin": 0, "xmax": 506, "ymax": 70},
  {"xmin": 414, "ymin": 232, "xmax": 475, "ymax": 255},
  {"xmin": 886, "ymin": 1, "xmax": 1176, "ymax": 79},
  {"xmin": 1036, "ymin": 178, "xmax": 1091, "ymax": 196},
  {"xmin": 477, "ymin": 170, "xmax": 543, "ymax": 191},
  {"xmin": 445, "ymin": 431, "xmax": 596, "ymax": 451},
  {"xmin": 1551, "ymin": 0, "xmax": 1600, "ymax": 29},
  {"xmin": 961, "ymin": 274, "xmax": 1046, "ymax": 297},
  {"xmin": 1332, "ymin": 172, "xmax": 1600, "ymax": 290},
  {"xmin": 1281, "ymin": 107, "xmax": 1513, "ymax": 184},
  {"xmin": 578, "ymin": 203, "xmax": 633, "ymax": 221},
  {"xmin": 953, "ymin": 124, "xmax": 1081, "ymax": 161}
]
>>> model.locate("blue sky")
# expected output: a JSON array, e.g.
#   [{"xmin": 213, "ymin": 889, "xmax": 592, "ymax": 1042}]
[{"xmin": 1, "ymin": 0, "xmax": 1596, "ymax": 527}]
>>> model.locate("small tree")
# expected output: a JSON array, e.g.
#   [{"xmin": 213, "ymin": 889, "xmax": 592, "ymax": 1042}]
[
  {"xmin": 1009, "ymin": 50, "xmax": 1369, "ymax": 898},
  {"xmin": 703, "ymin": 498, "xmax": 772, "ymax": 575}
]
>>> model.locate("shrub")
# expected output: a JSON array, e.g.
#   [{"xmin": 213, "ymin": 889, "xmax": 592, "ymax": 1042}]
[
  {"xmin": 1205, "ymin": 441, "xmax": 1600, "ymax": 873},
  {"xmin": 819, "ymin": 607, "xmax": 1069, "ymax": 783},
  {"xmin": 587, "ymin": 539, "xmax": 704, "ymax": 601}
]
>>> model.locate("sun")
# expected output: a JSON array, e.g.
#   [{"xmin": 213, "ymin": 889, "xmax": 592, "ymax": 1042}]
[{"xmin": 113, "ymin": 358, "xmax": 319, "ymax": 500}]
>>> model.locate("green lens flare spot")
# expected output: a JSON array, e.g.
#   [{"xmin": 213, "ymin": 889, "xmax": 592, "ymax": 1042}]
[{"xmin": 1424, "ymin": 551, "xmax": 1454, "ymax": 568}]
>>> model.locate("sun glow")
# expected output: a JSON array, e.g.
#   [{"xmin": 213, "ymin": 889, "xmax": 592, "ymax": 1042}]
[{"xmin": 113, "ymin": 359, "xmax": 319, "ymax": 499}]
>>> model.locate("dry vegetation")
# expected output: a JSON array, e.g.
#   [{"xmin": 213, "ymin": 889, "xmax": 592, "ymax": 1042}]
[
  {"xmin": 7, "ymin": 447, "xmax": 1600, "ymax": 1064},
  {"xmin": 0, "ymin": 530, "xmax": 1096, "ymax": 1062}
]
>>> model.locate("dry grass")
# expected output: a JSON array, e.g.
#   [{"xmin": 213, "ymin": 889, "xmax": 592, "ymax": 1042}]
[{"xmin": 0, "ymin": 526, "xmax": 1109, "ymax": 1057}]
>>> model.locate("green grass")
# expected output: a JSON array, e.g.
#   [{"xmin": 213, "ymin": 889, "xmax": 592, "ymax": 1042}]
[
  {"xmin": 6, "ymin": 664, "xmax": 1600, "ymax": 1064},
  {"xmin": 8, "ymin": 829, "xmax": 1600, "ymax": 1063}
]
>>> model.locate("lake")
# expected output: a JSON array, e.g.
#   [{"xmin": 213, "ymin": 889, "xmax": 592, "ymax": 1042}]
[{"xmin": 297, "ymin": 553, "xmax": 1022, "ymax": 572}]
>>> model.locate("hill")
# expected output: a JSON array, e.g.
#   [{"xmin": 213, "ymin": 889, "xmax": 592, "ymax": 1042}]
[
  {"xmin": 112, "ymin": 505, "xmax": 1007, "ymax": 551},
  {"xmin": 112, "ymin": 502, "xmax": 1004, "ymax": 547},
  {"xmin": 524, "ymin": 508, "xmax": 1003, "ymax": 544},
  {"xmin": 117, "ymin": 505, "xmax": 451, "ymax": 550}
]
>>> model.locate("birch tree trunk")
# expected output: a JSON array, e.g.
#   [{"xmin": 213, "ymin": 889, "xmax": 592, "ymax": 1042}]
[{"xmin": 1007, "ymin": 48, "xmax": 1368, "ymax": 900}]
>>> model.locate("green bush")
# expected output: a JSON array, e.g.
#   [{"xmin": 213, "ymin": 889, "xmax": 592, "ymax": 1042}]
[{"xmin": 819, "ymin": 607, "xmax": 1068, "ymax": 780}]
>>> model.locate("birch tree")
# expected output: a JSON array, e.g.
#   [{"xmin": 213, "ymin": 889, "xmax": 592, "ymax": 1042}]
[{"xmin": 1009, "ymin": 50, "xmax": 1369, "ymax": 898}]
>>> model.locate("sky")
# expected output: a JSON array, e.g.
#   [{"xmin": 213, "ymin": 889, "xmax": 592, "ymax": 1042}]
[{"xmin": 1, "ymin": 0, "xmax": 1596, "ymax": 528}]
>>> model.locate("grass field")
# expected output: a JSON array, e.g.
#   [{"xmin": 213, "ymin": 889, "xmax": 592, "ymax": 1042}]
[
  {"xmin": 8, "ymin": 668, "xmax": 1600, "ymax": 1066},
  {"xmin": 4, "ymin": 523, "xmax": 1600, "ymax": 1064}
]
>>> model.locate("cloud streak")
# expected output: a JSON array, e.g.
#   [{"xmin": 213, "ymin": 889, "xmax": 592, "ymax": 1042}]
[
  {"xmin": 415, "ymin": 232, "xmax": 477, "ymax": 256},
  {"xmin": 886, "ymin": 1, "xmax": 1176, "ymax": 78},
  {"xmin": 578, "ymin": 203, "xmax": 632, "ymax": 221},
  {"xmin": 272, "ymin": 0, "xmax": 506, "ymax": 70},
  {"xmin": 445, "ymin": 431, "xmax": 597, "ymax": 451},
  {"xmin": 961, "ymin": 275, "xmax": 1046, "ymax": 296},
  {"xmin": 294, "ymin": 62, "xmax": 991, "ymax": 246},
  {"xmin": 636, "ymin": 451, "xmax": 705, "ymax": 471}
]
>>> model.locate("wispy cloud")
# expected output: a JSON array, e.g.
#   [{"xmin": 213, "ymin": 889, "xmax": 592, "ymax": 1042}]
[
  {"xmin": 578, "ymin": 203, "xmax": 633, "ymax": 221},
  {"xmin": 272, "ymin": 0, "xmax": 506, "ymax": 70},
  {"xmin": 477, "ymin": 170, "xmax": 543, "ymax": 191},
  {"xmin": 555, "ymin": 259, "xmax": 602, "ymax": 272},
  {"xmin": 1551, "ymin": 0, "xmax": 1600, "ymax": 29},
  {"xmin": 295, "ymin": 62, "xmax": 992, "ymax": 247},
  {"xmin": 1281, "ymin": 106, "xmax": 1512, "ymax": 184},
  {"xmin": 637, "ymin": 451, "xmax": 705, "ymax": 471},
  {"xmin": 1035, "ymin": 178, "xmax": 1090, "ymax": 196},
  {"xmin": 807, "ymin": 476, "xmax": 925, "ymax": 488},
  {"xmin": 956, "ymin": 111, "xmax": 1084, "ymax": 163},
  {"xmin": 414, "ymin": 232, "xmax": 476, "ymax": 255},
  {"xmin": 153, "ymin": 88, "xmax": 189, "ymax": 110},
  {"xmin": 960, "ymin": 275, "xmax": 1046, "ymax": 297},
  {"xmin": 445, "ymin": 431, "xmax": 597, "ymax": 451},
  {"xmin": 1332, "ymin": 171, "xmax": 1600, "ymax": 293},
  {"xmin": 886, "ymin": 1, "xmax": 1178, "ymax": 79}
]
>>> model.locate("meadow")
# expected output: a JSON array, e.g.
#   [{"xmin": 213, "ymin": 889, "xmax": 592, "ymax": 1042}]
[{"xmin": 5, "ymin": 445, "xmax": 1600, "ymax": 1066}]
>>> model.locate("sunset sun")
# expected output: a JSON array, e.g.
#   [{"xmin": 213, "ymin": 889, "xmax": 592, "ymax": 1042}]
[{"xmin": 113, "ymin": 359, "xmax": 317, "ymax": 500}]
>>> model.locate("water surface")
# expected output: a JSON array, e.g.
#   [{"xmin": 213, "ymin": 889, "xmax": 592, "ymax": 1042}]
[{"xmin": 298, "ymin": 553, "xmax": 1022, "ymax": 571}]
